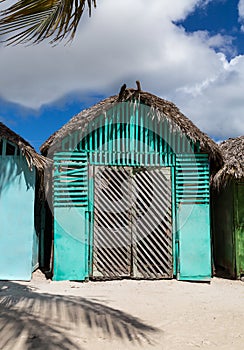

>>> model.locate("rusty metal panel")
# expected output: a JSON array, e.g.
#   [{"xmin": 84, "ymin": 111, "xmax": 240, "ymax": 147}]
[{"xmin": 92, "ymin": 166, "xmax": 173, "ymax": 279}]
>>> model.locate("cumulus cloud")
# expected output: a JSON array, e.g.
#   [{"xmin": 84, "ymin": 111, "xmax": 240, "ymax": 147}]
[
  {"xmin": 238, "ymin": 0, "xmax": 244, "ymax": 31},
  {"xmin": 0, "ymin": 0, "xmax": 221, "ymax": 107},
  {"xmin": 0, "ymin": 0, "xmax": 243, "ymax": 140},
  {"xmin": 174, "ymin": 54, "xmax": 244, "ymax": 139},
  {"xmin": 238, "ymin": 0, "xmax": 244, "ymax": 15}
]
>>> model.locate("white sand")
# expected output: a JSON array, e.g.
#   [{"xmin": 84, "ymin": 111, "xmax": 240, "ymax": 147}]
[{"xmin": 0, "ymin": 270, "xmax": 243, "ymax": 350}]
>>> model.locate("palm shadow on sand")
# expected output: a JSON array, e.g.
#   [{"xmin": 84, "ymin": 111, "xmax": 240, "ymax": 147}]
[{"xmin": 0, "ymin": 281, "xmax": 160, "ymax": 350}]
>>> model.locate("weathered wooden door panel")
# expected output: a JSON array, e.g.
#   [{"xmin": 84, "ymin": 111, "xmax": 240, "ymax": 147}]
[
  {"xmin": 93, "ymin": 166, "xmax": 132, "ymax": 278},
  {"xmin": 132, "ymin": 168, "xmax": 173, "ymax": 279},
  {"xmin": 92, "ymin": 166, "xmax": 173, "ymax": 279}
]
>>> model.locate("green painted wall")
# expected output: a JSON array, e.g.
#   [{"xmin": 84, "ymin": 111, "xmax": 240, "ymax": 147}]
[
  {"xmin": 212, "ymin": 180, "xmax": 244, "ymax": 279},
  {"xmin": 212, "ymin": 182, "xmax": 235, "ymax": 276},
  {"xmin": 235, "ymin": 182, "xmax": 244, "ymax": 278},
  {"xmin": 0, "ymin": 155, "xmax": 37, "ymax": 280}
]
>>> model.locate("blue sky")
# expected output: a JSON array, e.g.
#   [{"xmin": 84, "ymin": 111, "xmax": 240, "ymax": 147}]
[
  {"xmin": 177, "ymin": 0, "xmax": 244, "ymax": 58},
  {"xmin": 0, "ymin": 0, "xmax": 244, "ymax": 151}
]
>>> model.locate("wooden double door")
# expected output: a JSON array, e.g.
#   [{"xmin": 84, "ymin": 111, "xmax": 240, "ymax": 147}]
[{"xmin": 91, "ymin": 166, "xmax": 173, "ymax": 279}]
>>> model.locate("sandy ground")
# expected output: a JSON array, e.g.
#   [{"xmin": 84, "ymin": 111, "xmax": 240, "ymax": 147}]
[{"xmin": 0, "ymin": 271, "xmax": 243, "ymax": 350}]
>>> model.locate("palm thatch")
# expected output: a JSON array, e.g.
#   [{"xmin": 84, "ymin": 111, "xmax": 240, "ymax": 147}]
[
  {"xmin": 0, "ymin": 0, "xmax": 96, "ymax": 45},
  {"xmin": 212, "ymin": 136, "xmax": 244, "ymax": 188},
  {"xmin": 41, "ymin": 86, "xmax": 222, "ymax": 168},
  {"xmin": 0, "ymin": 122, "xmax": 46, "ymax": 171}
]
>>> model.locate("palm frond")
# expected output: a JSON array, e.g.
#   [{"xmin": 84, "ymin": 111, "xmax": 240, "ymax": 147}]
[{"xmin": 0, "ymin": 0, "xmax": 96, "ymax": 45}]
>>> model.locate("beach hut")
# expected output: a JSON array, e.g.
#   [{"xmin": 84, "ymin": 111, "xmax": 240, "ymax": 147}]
[
  {"xmin": 0, "ymin": 122, "xmax": 46, "ymax": 280},
  {"xmin": 212, "ymin": 136, "xmax": 244, "ymax": 279},
  {"xmin": 41, "ymin": 84, "xmax": 222, "ymax": 282}
]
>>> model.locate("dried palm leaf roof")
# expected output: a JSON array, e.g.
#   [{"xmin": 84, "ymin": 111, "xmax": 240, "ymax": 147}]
[
  {"xmin": 212, "ymin": 136, "xmax": 244, "ymax": 188},
  {"xmin": 0, "ymin": 122, "xmax": 46, "ymax": 171},
  {"xmin": 40, "ymin": 86, "xmax": 222, "ymax": 166}
]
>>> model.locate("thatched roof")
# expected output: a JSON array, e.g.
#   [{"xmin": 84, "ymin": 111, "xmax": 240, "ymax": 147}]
[
  {"xmin": 0, "ymin": 122, "xmax": 46, "ymax": 171},
  {"xmin": 212, "ymin": 136, "xmax": 244, "ymax": 187},
  {"xmin": 40, "ymin": 86, "xmax": 222, "ymax": 166}
]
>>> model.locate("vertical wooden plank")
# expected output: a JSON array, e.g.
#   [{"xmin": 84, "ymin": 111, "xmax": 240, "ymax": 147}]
[
  {"xmin": 99, "ymin": 116, "xmax": 103, "ymax": 164},
  {"xmin": 135, "ymin": 104, "xmax": 139, "ymax": 165},
  {"xmin": 108, "ymin": 112, "xmax": 113, "ymax": 164},
  {"xmin": 140, "ymin": 105, "xmax": 144, "ymax": 165},
  {"xmin": 116, "ymin": 104, "xmax": 121, "ymax": 165},
  {"xmin": 126, "ymin": 102, "xmax": 130, "ymax": 164},
  {"xmin": 235, "ymin": 182, "xmax": 244, "ymax": 278},
  {"xmin": 89, "ymin": 122, "xmax": 92, "ymax": 163},
  {"xmin": 133, "ymin": 167, "xmax": 173, "ymax": 278},
  {"xmin": 154, "ymin": 120, "xmax": 158, "ymax": 166},
  {"xmin": 111, "ymin": 107, "xmax": 116, "ymax": 164},
  {"xmin": 159, "ymin": 121, "xmax": 163, "ymax": 166},
  {"xmin": 2, "ymin": 139, "xmax": 6, "ymax": 156},
  {"xmin": 121, "ymin": 103, "xmax": 125, "ymax": 165},
  {"xmin": 144, "ymin": 106, "xmax": 148, "ymax": 166},
  {"xmin": 94, "ymin": 123, "xmax": 98, "ymax": 164},
  {"xmin": 104, "ymin": 115, "xmax": 108, "ymax": 165},
  {"xmin": 171, "ymin": 166, "xmax": 177, "ymax": 276},
  {"xmin": 92, "ymin": 166, "xmax": 132, "ymax": 278},
  {"xmin": 130, "ymin": 103, "xmax": 135, "ymax": 165}
]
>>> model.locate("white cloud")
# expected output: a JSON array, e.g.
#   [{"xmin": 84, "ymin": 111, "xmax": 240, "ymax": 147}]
[
  {"xmin": 238, "ymin": 0, "xmax": 244, "ymax": 31},
  {"xmin": 173, "ymin": 55, "xmax": 244, "ymax": 139},
  {"xmin": 238, "ymin": 0, "xmax": 244, "ymax": 18},
  {"xmin": 0, "ymin": 0, "xmax": 219, "ymax": 107},
  {"xmin": 0, "ymin": 0, "xmax": 243, "ymax": 140}
]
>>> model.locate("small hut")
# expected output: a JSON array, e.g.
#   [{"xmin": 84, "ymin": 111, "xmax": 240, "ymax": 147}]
[
  {"xmin": 0, "ymin": 122, "xmax": 46, "ymax": 280},
  {"xmin": 212, "ymin": 136, "xmax": 244, "ymax": 279},
  {"xmin": 41, "ymin": 85, "xmax": 222, "ymax": 282}
]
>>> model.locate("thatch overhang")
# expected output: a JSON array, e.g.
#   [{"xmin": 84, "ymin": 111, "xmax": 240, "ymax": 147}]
[
  {"xmin": 0, "ymin": 122, "xmax": 46, "ymax": 171},
  {"xmin": 212, "ymin": 136, "xmax": 244, "ymax": 188},
  {"xmin": 40, "ymin": 87, "xmax": 222, "ymax": 169}
]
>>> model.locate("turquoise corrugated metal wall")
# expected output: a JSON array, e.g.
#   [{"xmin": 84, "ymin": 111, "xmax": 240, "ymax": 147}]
[
  {"xmin": 0, "ymin": 155, "xmax": 37, "ymax": 280},
  {"xmin": 52, "ymin": 101, "xmax": 211, "ymax": 281}
]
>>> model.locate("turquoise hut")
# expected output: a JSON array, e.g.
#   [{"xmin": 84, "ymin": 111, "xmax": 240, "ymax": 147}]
[
  {"xmin": 212, "ymin": 136, "xmax": 244, "ymax": 279},
  {"xmin": 41, "ymin": 85, "xmax": 222, "ymax": 282},
  {"xmin": 0, "ymin": 122, "xmax": 45, "ymax": 280}
]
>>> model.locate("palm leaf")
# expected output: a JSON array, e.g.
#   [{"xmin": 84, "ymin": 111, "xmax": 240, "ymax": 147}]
[{"xmin": 0, "ymin": 0, "xmax": 96, "ymax": 45}]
